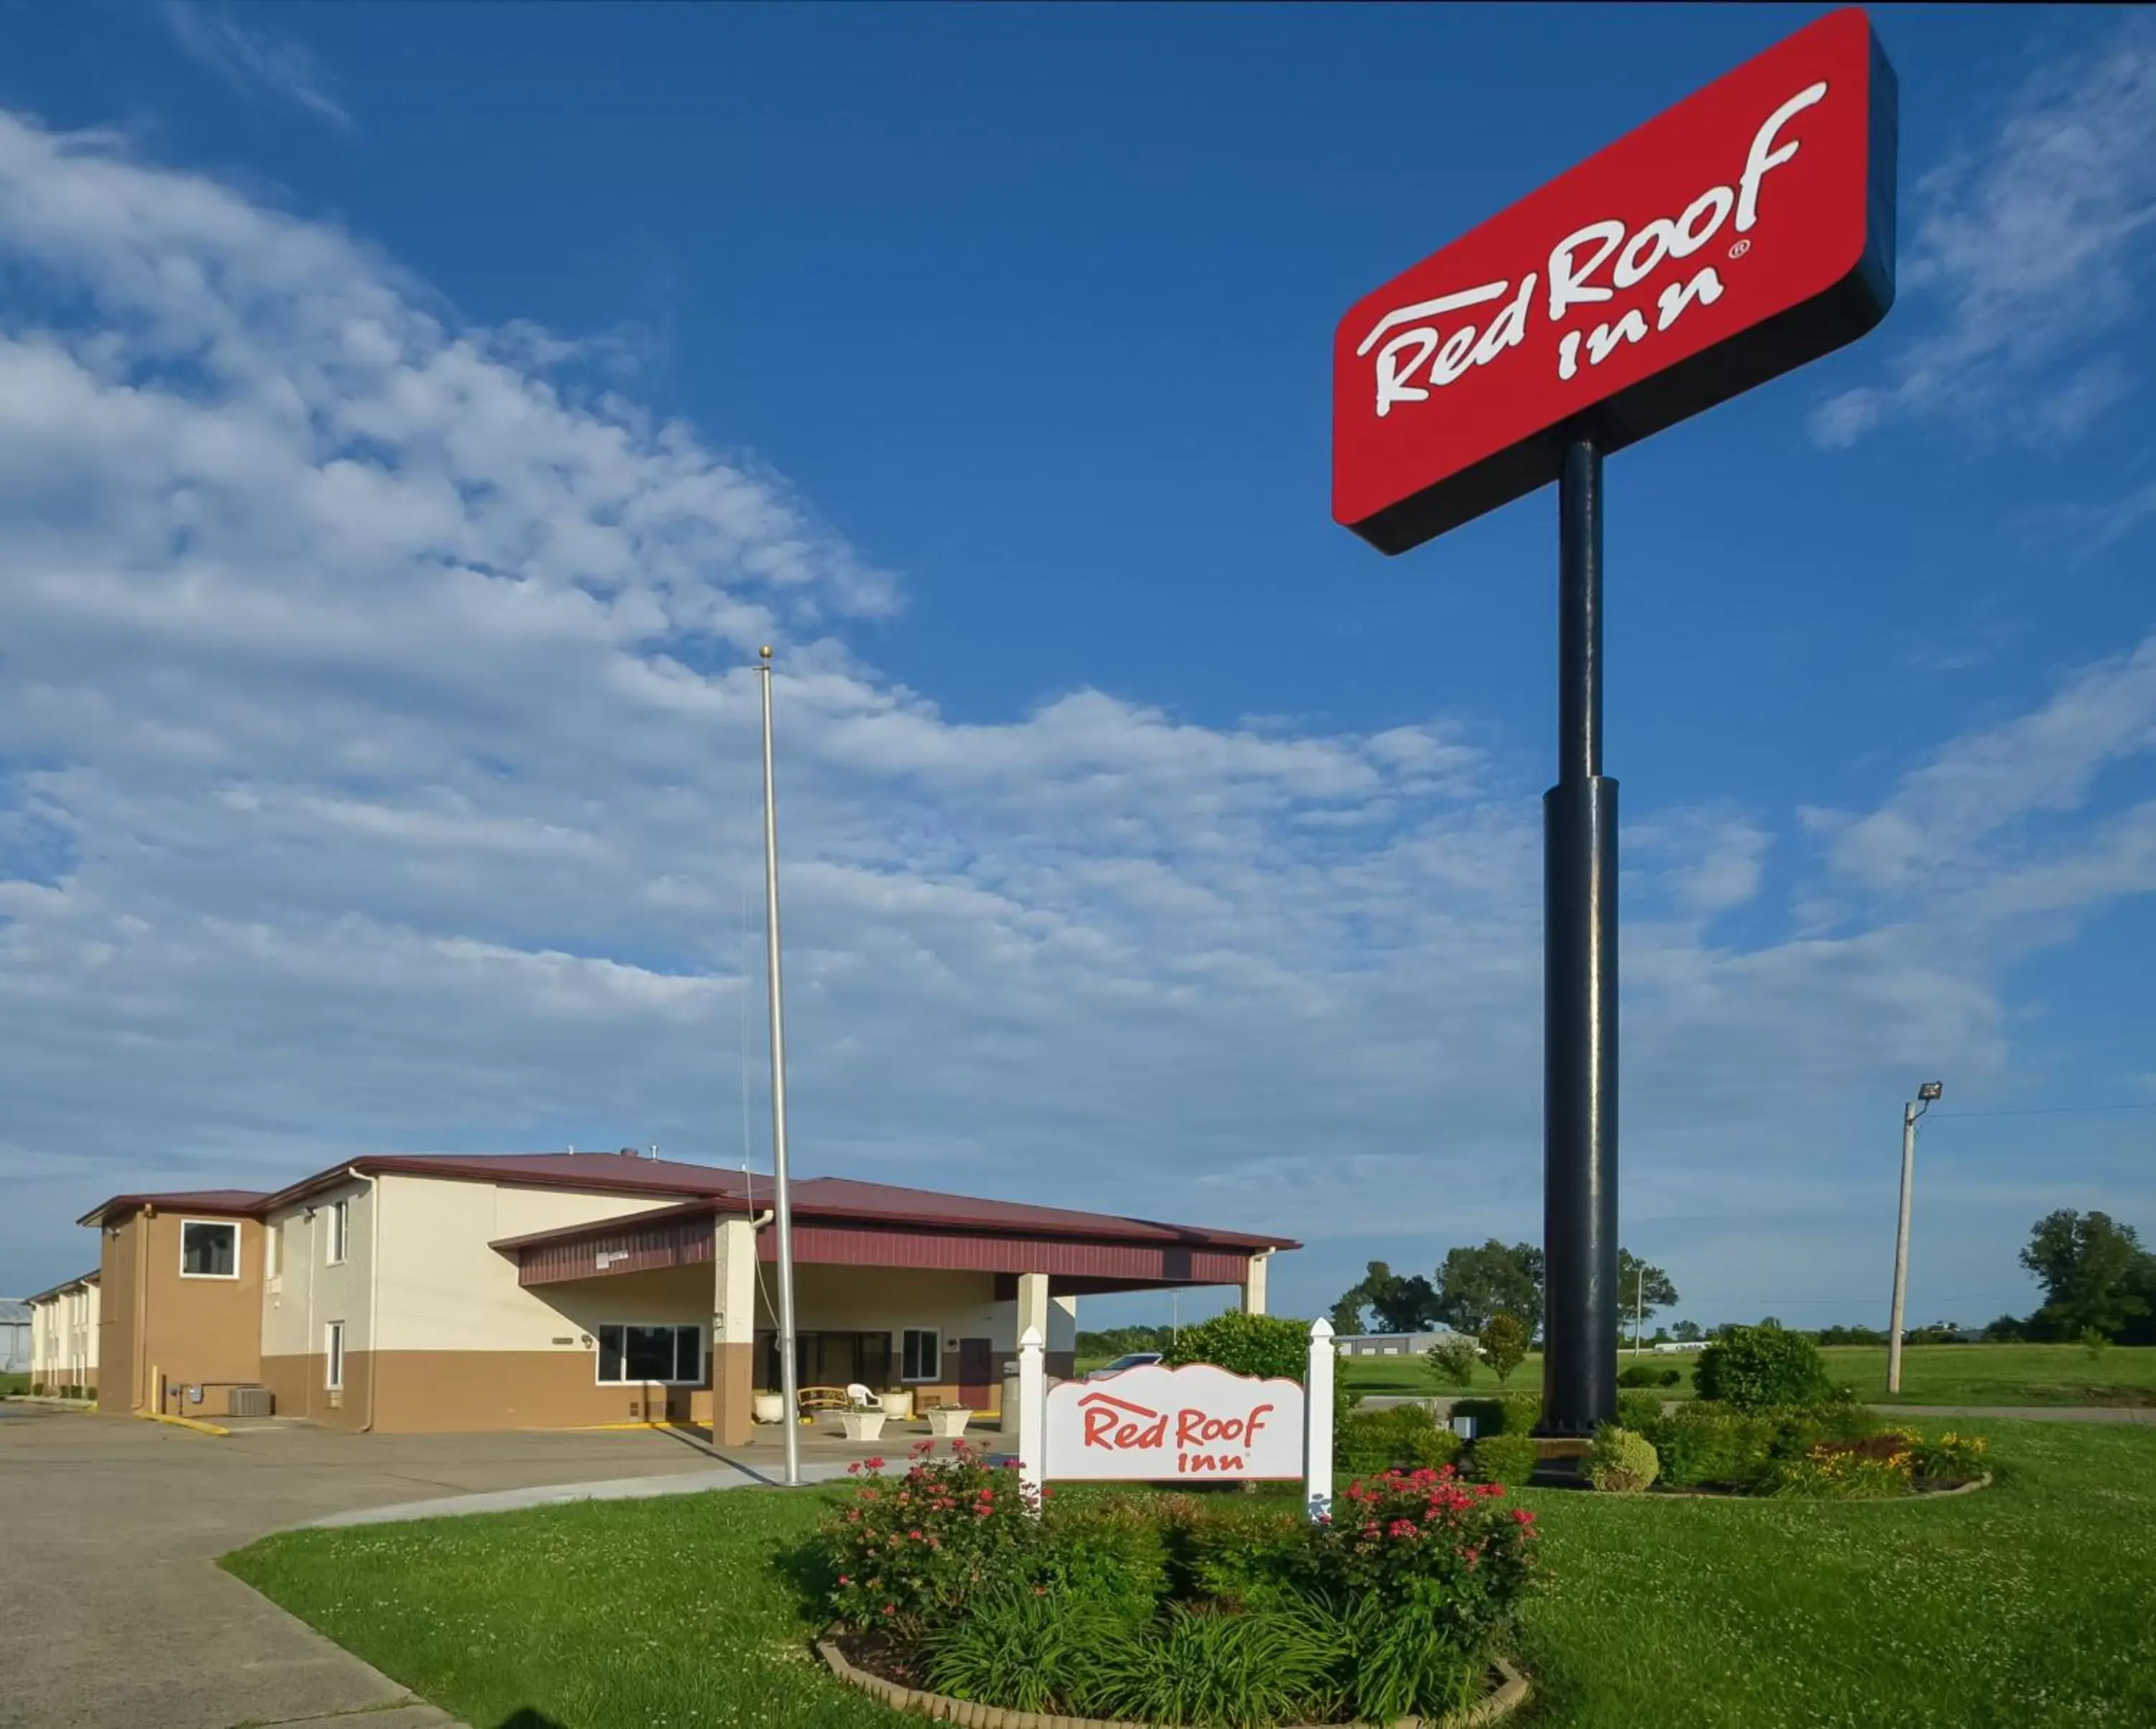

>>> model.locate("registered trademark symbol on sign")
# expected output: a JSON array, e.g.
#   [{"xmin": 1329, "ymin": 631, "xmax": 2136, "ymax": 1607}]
[{"xmin": 1728, "ymin": 239, "xmax": 1752, "ymax": 259}]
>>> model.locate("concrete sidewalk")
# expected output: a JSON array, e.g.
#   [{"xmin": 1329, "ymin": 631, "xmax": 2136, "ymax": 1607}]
[{"xmin": 0, "ymin": 1404, "xmax": 886, "ymax": 1729}]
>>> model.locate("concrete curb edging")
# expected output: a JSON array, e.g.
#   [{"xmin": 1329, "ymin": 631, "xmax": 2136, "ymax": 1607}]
[{"xmin": 816, "ymin": 1638, "xmax": 1530, "ymax": 1729}]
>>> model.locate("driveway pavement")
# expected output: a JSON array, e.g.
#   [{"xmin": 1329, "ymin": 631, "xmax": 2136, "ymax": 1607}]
[{"xmin": 0, "ymin": 1403, "xmax": 882, "ymax": 1729}]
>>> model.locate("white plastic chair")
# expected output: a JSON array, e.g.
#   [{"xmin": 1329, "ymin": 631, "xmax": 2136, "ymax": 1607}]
[{"xmin": 845, "ymin": 1382, "xmax": 877, "ymax": 1410}]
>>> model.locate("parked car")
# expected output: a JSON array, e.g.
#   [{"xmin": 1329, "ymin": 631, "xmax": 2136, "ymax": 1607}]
[{"xmin": 1084, "ymin": 1351, "xmax": 1164, "ymax": 1380}]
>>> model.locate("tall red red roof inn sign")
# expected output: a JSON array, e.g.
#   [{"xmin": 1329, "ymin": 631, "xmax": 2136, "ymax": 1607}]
[
  {"xmin": 1333, "ymin": 7, "xmax": 1896, "ymax": 553},
  {"xmin": 1330, "ymin": 10, "xmax": 1897, "ymax": 1439}
]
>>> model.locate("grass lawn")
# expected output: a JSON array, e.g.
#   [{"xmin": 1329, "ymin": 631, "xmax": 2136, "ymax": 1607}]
[
  {"xmin": 1341, "ymin": 1344, "xmax": 2156, "ymax": 1408},
  {"xmin": 1828, "ymin": 1343, "xmax": 2156, "ymax": 1406},
  {"xmin": 1341, "ymin": 1350, "xmax": 1562, "ymax": 1397},
  {"xmin": 0, "ymin": 1371, "xmax": 29, "ymax": 1396},
  {"xmin": 226, "ymin": 1419, "xmax": 2156, "ymax": 1729}
]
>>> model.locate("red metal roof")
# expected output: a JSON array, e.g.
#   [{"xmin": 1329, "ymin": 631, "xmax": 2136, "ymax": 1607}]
[
  {"xmin": 75, "ymin": 1190, "xmax": 271, "ymax": 1227},
  {"xmin": 258, "ymin": 1151, "xmax": 753, "ymax": 1213},
  {"xmin": 83, "ymin": 1151, "xmax": 1299, "ymax": 1257},
  {"xmin": 487, "ymin": 1181, "xmax": 1296, "ymax": 1256}
]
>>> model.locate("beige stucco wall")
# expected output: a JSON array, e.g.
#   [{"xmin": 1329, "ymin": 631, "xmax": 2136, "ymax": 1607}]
[
  {"xmin": 261, "ymin": 1176, "xmax": 377, "ymax": 1364},
  {"xmin": 29, "ymin": 1283, "xmax": 95, "ymax": 1388},
  {"xmin": 372, "ymin": 1174, "xmax": 681, "ymax": 1353}
]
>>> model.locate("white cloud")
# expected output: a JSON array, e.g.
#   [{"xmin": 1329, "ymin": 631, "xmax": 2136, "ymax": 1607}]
[
  {"xmin": 1812, "ymin": 17, "xmax": 2156, "ymax": 447},
  {"xmin": 0, "ymin": 109, "xmax": 2144, "ymax": 1322},
  {"xmin": 1813, "ymin": 636, "xmax": 2156, "ymax": 895},
  {"xmin": 160, "ymin": 3, "xmax": 356, "ymax": 134}
]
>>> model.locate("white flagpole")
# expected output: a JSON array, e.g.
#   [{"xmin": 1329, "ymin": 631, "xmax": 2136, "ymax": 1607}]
[{"xmin": 756, "ymin": 645, "xmax": 802, "ymax": 1487}]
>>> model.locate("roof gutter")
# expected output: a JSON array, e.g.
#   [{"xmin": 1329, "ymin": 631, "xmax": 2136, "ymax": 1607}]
[{"xmin": 354, "ymin": 1166, "xmax": 382, "ymax": 1435}]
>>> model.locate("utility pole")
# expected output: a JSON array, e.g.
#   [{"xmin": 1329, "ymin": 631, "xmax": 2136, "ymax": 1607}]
[
  {"xmin": 1886, "ymin": 1082, "xmax": 1943, "ymax": 1394},
  {"xmin": 756, "ymin": 645, "xmax": 803, "ymax": 1487}
]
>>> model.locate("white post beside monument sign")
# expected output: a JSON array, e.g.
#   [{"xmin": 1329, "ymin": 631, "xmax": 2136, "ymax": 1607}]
[{"xmin": 1019, "ymin": 1319, "xmax": 1337, "ymax": 1521}]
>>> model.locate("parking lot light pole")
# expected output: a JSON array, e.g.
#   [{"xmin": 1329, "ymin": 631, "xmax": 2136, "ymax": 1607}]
[{"xmin": 1886, "ymin": 1082, "xmax": 1943, "ymax": 1394}]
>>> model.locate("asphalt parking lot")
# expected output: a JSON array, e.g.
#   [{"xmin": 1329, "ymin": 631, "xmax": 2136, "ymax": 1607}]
[{"xmin": 0, "ymin": 1403, "xmax": 776, "ymax": 1729}]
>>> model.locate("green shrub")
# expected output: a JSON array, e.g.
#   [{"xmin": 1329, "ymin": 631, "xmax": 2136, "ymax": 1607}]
[
  {"xmin": 1695, "ymin": 1323, "xmax": 1837, "ymax": 1411},
  {"xmin": 1424, "ymin": 1333, "xmax": 1481, "ymax": 1391},
  {"xmin": 1165, "ymin": 1309, "xmax": 1355, "ymax": 1424},
  {"xmin": 1076, "ymin": 1603, "xmax": 1342, "ymax": 1725},
  {"xmin": 1586, "ymin": 1424, "xmax": 1659, "ymax": 1493},
  {"xmin": 817, "ymin": 1440, "xmax": 1038, "ymax": 1636},
  {"xmin": 1338, "ymin": 1404, "xmax": 1463, "ymax": 1477},
  {"xmin": 1164, "ymin": 1309, "xmax": 1310, "ymax": 1381},
  {"xmin": 1644, "ymin": 1403, "xmax": 1777, "ymax": 1488},
  {"xmin": 1617, "ymin": 1361, "xmax": 1681, "ymax": 1388},
  {"xmin": 1469, "ymin": 1431, "xmax": 1539, "ymax": 1486},
  {"xmin": 1615, "ymin": 1390, "xmax": 1666, "ymax": 1433},
  {"xmin": 1033, "ymin": 1493, "xmax": 1173, "ymax": 1615},
  {"xmin": 1452, "ymin": 1391, "xmax": 1542, "ymax": 1437},
  {"xmin": 1178, "ymin": 1500, "xmax": 1312, "ymax": 1612},
  {"xmin": 1478, "ymin": 1312, "xmax": 1530, "ymax": 1385}
]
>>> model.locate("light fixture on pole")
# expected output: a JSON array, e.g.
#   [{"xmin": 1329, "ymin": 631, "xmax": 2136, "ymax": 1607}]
[
  {"xmin": 1886, "ymin": 1081, "xmax": 1942, "ymax": 1395},
  {"xmin": 755, "ymin": 645, "xmax": 802, "ymax": 1488}
]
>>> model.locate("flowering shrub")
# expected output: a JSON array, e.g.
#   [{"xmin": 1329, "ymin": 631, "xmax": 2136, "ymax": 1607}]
[
  {"xmin": 819, "ymin": 1440, "xmax": 1038, "ymax": 1636},
  {"xmin": 1907, "ymin": 1430, "xmax": 1989, "ymax": 1484},
  {"xmin": 1312, "ymin": 1465, "xmax": 1539, "ymax": 1649},
  {"xmin": 1767, "ymin": 1442, "xmax": 1912, "ymax": 1499}
]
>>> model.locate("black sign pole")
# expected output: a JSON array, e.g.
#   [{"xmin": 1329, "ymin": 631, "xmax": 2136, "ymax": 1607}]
[{"xmin": 1541, "ymin": 435, "xmax": 1619, "ymax": 1439}]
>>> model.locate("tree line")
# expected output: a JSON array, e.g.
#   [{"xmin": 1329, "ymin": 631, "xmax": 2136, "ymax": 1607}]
[
  {"xmin": 1326, "ymin": 1240, "xmax": 1679, "ymax": 1342},
  {"xmin": 1077, "ymin": 1208, "xmax": 2152, "ymax": 1364}
]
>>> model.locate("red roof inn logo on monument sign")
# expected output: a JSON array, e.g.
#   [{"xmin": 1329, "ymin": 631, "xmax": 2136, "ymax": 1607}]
[{"xmin": 1332, "ymin": 7, "xmax": 1897, "ymax": 555}]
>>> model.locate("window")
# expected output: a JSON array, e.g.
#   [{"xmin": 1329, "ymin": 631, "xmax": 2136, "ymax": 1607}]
[
  {"xmin": 324, "ymin": 1322, "xmax": 345, "ymax": 1391},
  {"xmin": 178, "ymin": 1219, "xmax": 239, "ymax": 1279},
  {"xmin": 901, "ymin": 1329, "xmax": 941, "ymax": 1383},
  {"xmin": 328, "ymin": 1199, "xmax": 350, "ymax": 1265},
  {"xmin": 266, "ymin": 1220, "xmax": 282, "ymax": 1279},
  {"xmin": 596, "ymin": 1324, "xmax": 704, "ymax": 1385}
]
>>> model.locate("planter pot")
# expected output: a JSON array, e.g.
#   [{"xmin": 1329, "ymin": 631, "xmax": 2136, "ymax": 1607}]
[
  {"xmin": 841, "ymin": 1410, "xmax": 888, "ymax": 1442},
  {"xmin": 878, "ymin": 1390, "xmax": 915, "ymax": 1420},
  {"xmin": 923, "ymin": 1406, "xmax": 972, "ymax": 1439},
  {"xmin": 751, "ymin": 1393, "xmax": 786, "ymax": 1425}
]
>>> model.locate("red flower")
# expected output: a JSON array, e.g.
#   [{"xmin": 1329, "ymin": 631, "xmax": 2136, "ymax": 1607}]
[
  {"xmin": 865, "ymin": 1457, "xmax": 886, "ymax": 1470},
  {"xmin": 1511, "ymin": 1508, "xmax": 1537, "ymax": 1526}
]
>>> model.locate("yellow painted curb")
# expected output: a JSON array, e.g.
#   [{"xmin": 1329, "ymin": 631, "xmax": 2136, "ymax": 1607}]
[
  {"xmin": 141, "ymin": 1411, "xmax": 231, "ymax": 1437},
  {"xmin": 571, "ymin": 1419, "xmax": 691, "ymax": 1432}
]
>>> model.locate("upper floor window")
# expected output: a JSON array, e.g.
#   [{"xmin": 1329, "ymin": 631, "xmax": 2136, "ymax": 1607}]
[
  {"xmin": 266, "ymin": 1220, "xmax": 283, "ymax": 1278},
  {"xmin": 328, "ymin": 1199, "xmax": 350, "ymax": 1265},
  {"xmin": 179, "ymin": 1219, "xmax": 239, "ymax": 1279}
]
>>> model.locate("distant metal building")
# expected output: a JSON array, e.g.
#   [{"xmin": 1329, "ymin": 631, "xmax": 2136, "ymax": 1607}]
[
  {"xmin": 0, "ymin": 1298, "xmax": 29, "ymax": 1375},
  {"xmin": 1333, "ymin": 1329, "xmax": 1464, "ymax": 1358}
]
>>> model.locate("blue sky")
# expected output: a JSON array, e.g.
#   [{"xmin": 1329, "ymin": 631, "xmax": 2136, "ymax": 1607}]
[{"xmin": 1, "ymin": 4, "xmax": 2152, "ymax": 1332}]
